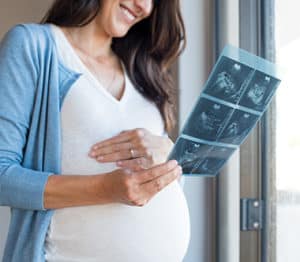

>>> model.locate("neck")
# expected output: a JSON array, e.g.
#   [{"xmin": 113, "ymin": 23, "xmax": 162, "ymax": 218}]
[{"xmin": 62, "ymin": 20, "xmax": 113, "ymax": 59}]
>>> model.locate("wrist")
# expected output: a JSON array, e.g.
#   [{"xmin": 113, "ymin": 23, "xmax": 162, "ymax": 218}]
[{"xmin": 92, "ymin": 173, "xmax": 114, "ymax": 204}]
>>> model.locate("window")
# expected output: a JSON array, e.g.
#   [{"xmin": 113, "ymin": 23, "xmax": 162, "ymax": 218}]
[{"xmin": 275, "ymin": 1, "xmax": 300, "ymax": 261}]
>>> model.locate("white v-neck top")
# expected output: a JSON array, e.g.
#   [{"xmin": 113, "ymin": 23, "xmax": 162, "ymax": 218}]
[{"xmin": 44, "ymin": 25, "xmax": 190, "ymax": 262}]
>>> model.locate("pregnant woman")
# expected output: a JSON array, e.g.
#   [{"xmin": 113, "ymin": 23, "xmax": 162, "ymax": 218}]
[{"xmin": 0, "ymin": 0, "xmax": 190, "ymax": 261}]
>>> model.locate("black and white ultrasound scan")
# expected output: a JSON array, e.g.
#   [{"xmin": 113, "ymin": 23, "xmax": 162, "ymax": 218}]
[
  {"xmin": 168, "ymin": 138, "xmax": 211, "ymax": 174},
  {"xmin": 217, "ymin": 110, "xmax": 259, "ymax": 145},
  {"xmin": 183, "ymin": 98, "xmax": 234, "ymax": 141},
  {"xmin": 191, "ymin": 146, "xmax": 235, "ymax": 176},
  {"xmin": 168, "ymin": 45, "xmax": 282, "ymax": 176},
  {"xmin": 204, "ymin": 56, "xmax": 254, "ymax": 104},
  {"xmin": 239, "ymin": 70, "xmax": 280, "ymax": 112}
]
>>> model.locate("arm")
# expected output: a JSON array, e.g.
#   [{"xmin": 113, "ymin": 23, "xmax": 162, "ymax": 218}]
[
  {"xmin": 44, "ymin": 160, "xmax": 181, "ymax": 209},
  {"xmin": 0, "ymin": 25, "xmax": 55, "ymax": 211},
  {"xmin": 43, "ymin": 174, "xmax": 110, "ymax": 209}
]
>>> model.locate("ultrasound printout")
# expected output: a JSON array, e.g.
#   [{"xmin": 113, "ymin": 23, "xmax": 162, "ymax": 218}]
[{"xmin": 168, "ymin": 45, "xmax": 282, "ymax": 176}]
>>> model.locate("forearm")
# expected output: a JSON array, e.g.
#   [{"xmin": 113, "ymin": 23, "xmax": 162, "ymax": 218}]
[{"xmin": 44, "ymin": 174, "xmax": 111, "ymax": 209}]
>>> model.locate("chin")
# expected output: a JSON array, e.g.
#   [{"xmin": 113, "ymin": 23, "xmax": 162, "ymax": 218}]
[
  {"xmin": 111, "ymin": 26, "xmax": 131, "ymax": 38},
  {"xmin": 115, "ymin": 30, "xmax": 129, "ymax": 38}
]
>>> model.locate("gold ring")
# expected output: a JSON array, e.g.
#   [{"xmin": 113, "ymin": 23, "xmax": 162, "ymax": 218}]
[{"xmin": 130, "ymin": 149, "xmax": 135, "ymax": 158}]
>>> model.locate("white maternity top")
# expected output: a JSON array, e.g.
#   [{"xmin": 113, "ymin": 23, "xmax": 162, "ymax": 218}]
[{"xmin": 44, "ymin": 25, "xmax": 190, "ymax": 262}]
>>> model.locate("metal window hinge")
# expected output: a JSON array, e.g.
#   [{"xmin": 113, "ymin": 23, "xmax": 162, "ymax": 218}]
[{"xmin": 240, "ymin": 198, "xmax": 264, "ymax": 231}]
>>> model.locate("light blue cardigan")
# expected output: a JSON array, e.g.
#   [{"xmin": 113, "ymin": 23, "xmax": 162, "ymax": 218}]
[{"xmin": 0, "ymin": 23, "xmax": 80, "ymax": 261}]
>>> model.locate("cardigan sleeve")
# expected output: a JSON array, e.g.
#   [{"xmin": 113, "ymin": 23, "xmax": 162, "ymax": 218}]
[{"xmin": 0, "ymin": 25, "xmax": 53, "ymax": 211}]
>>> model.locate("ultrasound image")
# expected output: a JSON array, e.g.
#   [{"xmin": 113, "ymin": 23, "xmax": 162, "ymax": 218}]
[
  {"xmin": 218, "ymin": 110, "xmax": 259, "ymax": 145},
  {"xmin": 168, "ymin": 137, "xmax": 235, "ymax": 175},
  {"xmin": 183, "ymin": 98, "xmax": 234, "ymax": 141},
  {"xmin": 168, "ymin": 138, "xmax": 211, "ymax": 174},
  {"xmin": 168, "ymin": 46, "xmax": 281, "ymax": 177},
  {"xmin": 204, "ymin": 57, "xmax": 253, "ymax": 104},
  {"xmin": 190, "ymin": 146, "xmax": 235, "ymax": 175},
  {"xmin": 239, "ymin": 70, "xmax": 280, "ymax": 111}
]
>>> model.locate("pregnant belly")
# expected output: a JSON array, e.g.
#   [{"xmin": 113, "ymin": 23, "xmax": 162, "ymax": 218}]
[{"xmin": 45, "ymin": 181, "xmax": 190, "ymax": 262}]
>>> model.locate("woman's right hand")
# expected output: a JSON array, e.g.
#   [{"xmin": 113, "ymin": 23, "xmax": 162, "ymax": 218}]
[{"xmin": 102, "ymin": 160, "xmax": 182, "ymax": 207}]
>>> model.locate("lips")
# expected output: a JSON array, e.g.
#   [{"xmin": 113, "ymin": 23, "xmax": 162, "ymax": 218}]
[{"xmin": 120, "ymin": 4, "xmax": 138, "ymax": 22}]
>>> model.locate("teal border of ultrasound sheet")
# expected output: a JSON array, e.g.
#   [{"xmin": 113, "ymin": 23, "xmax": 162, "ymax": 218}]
[{"xmin": 222, "ymin": 45, "xmax": 283, "ymax": 79}]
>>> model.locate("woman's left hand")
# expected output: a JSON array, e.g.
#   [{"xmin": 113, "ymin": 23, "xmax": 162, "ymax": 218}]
[{"xmin": 89, "ymin": 128, "xmax": 174, "ymax": 171}]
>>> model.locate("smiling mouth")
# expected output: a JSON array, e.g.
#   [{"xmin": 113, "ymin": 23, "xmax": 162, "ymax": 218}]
[{"xmin": 120, "ymin": 4, "xmax": 137, "ymax": 22}]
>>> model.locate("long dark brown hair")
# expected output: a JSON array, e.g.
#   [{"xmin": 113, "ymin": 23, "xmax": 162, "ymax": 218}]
[{"xmin": 41, "ymin": 0, "xmax": 186, "ymax": 133}]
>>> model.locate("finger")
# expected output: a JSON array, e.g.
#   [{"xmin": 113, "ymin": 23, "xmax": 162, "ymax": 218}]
[
  {"xmin": 141, "ymin": 165, "xmax": 182, "ymax": 195},
  {"xmin": 95, "ymin": 148, "xmax": 144, "ymax": 162},
  {"xmin": 117, "ymin": 157, "xmax": 152, "ymax": 171},
  {"xmin": 89, "ymin": 142, "xmax": 133, "ymax": 158},
  {"xmin": 134, "ymin": 160, "xmax": 178, "ymax": 183},
  {"xmin": 91, "ymin": 131, "xmax": 133, "ymax": 150},
  {"xmin": 95, "ymin": 146, "xmax": 147, "ymax": 162},
  {"xmin": 95, "ymin": 151, "xmax": 131, "ymax": 162},
  {"xmin": 96, "ymin": 147, "xmax": 147, "ymax": 162},
  {"xmin": 92, "ymin": 128, "xmax": 148, "ymax": 150}
]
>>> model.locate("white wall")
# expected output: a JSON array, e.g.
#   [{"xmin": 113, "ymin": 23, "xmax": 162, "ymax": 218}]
[
  {"xmin": 0, "ymin": 0, "xmax": 53, "ymax": 39},
  {"xmin": 0, "ymin": 0, "xmax": 53, "ymax": 258}
]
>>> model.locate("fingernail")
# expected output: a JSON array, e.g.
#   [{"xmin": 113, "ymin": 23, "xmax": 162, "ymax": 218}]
[
  {"xmin": 89, "ymin": 151, "xmax": 96, "ymax": 157},
  {"xmin": 97, "ymin": 156, "xmax": 104, "ymax": 161},
  {"xmin": 93, "ymin": 145, "xmax": 99, "ymax": 150},
  {"xmin": 117, "ymin": 161, "xmax": 123, "ymax": 166},
  {"xmin": 170, "ymin": 160, "xmax": 178, "ymax": 166}
]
